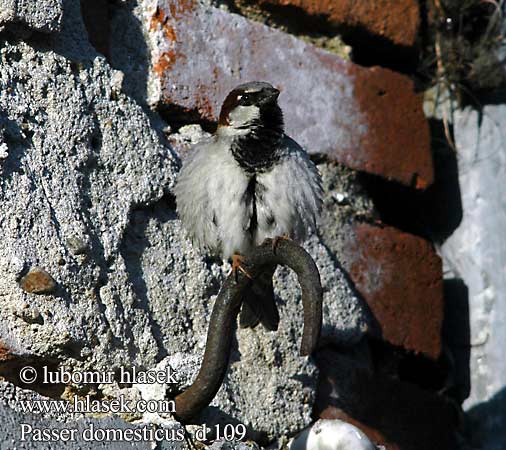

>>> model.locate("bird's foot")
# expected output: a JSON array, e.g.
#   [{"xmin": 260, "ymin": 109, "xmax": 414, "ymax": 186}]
[
  {"xmin": 272, "ymin": 234, "xmax": 291, "ymax": 254},
  {"xmin": 230, "ymin": 254, "xmax": 253, "ymax": 282}
]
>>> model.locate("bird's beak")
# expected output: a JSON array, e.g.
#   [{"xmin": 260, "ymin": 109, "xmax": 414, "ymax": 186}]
[{"xmin": 260, "ymin": 87, "xmax": 280, "ymax": 104}]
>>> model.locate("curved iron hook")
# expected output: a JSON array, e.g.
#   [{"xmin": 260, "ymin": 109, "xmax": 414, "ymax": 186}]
[{"xmin": 174, "ymin": 238, "xmax": 322, "ymax": 422}]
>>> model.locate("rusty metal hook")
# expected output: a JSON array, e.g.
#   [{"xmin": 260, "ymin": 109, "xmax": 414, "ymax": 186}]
[{"xmin": 174, "ymin": 238, "xmax": 322, "ymax": 423}]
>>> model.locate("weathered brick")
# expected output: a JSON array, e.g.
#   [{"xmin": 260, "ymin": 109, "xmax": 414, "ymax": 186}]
[
  {"xmin": 341, "ymin": 223, "xmax": 444, "ymax": 359},
  {"xmin": 148, "ymin": 0, "xmax": 433, "ymax": 188},
  {"xmin": 255, "ymin": 0, "xmax": 420, "ymax": 48}
]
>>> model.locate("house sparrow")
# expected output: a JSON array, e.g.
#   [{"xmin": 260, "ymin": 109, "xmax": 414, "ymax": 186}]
[{"xmin": 174, "ymin": 81, "xmax": 322, "ymax": 330}]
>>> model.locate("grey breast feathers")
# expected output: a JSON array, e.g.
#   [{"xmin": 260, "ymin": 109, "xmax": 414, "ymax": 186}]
[
  {"xmin": 174, "ymin": 137, "xmax": 254, "ymax": 259},
  {"xmin": 254, "ymin": 135, "xmax": 323, "ymax": 245},
  {"xmin": 174, "ymin": 135, "xmax": 322, "ymax": 258}
]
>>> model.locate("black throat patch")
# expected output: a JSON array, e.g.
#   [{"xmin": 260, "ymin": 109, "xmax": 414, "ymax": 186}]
[{"xmin": 230, "ymin": 104, "xmax": 284, "ymax": 174}]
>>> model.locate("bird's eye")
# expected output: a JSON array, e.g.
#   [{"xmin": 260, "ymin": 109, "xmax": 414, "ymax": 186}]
[{"xmin": 238, "ymin": 93, "xmax": 252, "ymax": 106}]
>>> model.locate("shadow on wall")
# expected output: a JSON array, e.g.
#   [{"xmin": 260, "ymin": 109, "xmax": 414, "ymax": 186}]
[
  {"xmin": 81, "ymin": 0, "xmax": 189, "ymax": 150},
  {"xmin": 80, "ymin": 0, "xmax": 112, "ymax": 60},
  {"xmin": 423, "ymin": 118, "xmax": 464, "ymax": 243},
  {"xmin": 442, "ymin": 279, "xmax": 471, "ymax": 405},
  {"xmin": 357, "ymin": 118, "xmax": 463, "ymax": 243},
  {"xmin": 466, "ymin": 387, "xmax": 506, "ymax": 449},
  {"xmin": 119, "ymin": 195, "xmax": 179, "ymax": 364},
  {"xmin": 0, "ymin": 115, "xmax": 31, "ymax": 184},
  {"xmin": 80, "ymin": 0, "xmax": 150, "ymax": 106}
]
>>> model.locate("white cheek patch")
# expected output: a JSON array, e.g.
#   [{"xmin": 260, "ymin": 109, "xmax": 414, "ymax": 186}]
[{"xmin": 228, "ymin": 105, "xmax": 260, "ymax": 128}]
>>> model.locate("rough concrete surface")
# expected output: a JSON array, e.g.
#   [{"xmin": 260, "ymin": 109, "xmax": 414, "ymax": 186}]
[
  {"xmin": 0, "ymin": 0, "xmax": 371, "ymax": 445},
  {"xmin": 208, "ymin": 440, "xmax": 261, "ymax": 450},
  {"xmin": 0, "ymin": 0, "xmax": 63, "ymax": 32},
  {"xmin": 112, "ymin": 0, "xmax": 432, "ymax": 188},
  {"xmin": 440, "ymin": 105, "xmax": 506, "ymax": 449}
]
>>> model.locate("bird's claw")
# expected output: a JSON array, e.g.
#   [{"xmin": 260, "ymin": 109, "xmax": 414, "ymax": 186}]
[{"xmin": 231, "ymin": 254, "xmax": 253, "ymax": 282}]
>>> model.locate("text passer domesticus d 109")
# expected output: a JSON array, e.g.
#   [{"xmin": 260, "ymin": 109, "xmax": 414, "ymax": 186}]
[{"xmin": 174, "ymin": 81, "xmax": 322, "ymax": 330}]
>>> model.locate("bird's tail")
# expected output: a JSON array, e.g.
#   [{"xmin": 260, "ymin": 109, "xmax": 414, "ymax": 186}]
[{"xmin": 239, "ymin": 263, "xmax": 279, "ymax": 331}]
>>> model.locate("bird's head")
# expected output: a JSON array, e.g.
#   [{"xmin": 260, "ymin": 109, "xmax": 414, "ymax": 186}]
[{"xmin": 217, "ymin": 82, "xmax": 283, "ymax": 137}]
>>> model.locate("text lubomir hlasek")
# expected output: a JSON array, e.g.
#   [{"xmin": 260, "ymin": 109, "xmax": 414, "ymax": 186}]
[{"xmin": 41, "ymin": 366, "xmax": 178, "ymax": 385}]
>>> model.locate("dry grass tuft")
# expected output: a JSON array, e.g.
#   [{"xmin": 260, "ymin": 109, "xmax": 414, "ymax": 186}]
[{"xmin": 423, "ymin": 0, "xmax": 506, "ymax": 101}]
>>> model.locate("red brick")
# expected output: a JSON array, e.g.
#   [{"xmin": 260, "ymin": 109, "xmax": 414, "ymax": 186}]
[
  {"xmin": 256, "ymin": 0, "xmax": 420, "ymax": 48},
  {"xmin": 341, "ymin": 223, "xmax": 444, "ymax": 359},
  {"xmin": 147, "ymin": 1, "xmax": 433, "ymax": 188}
]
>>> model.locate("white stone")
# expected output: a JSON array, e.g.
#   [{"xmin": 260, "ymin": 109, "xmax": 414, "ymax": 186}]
[
  {"xmin": 440, "ymin": 104, "xmax": 506, "ymax": 448},
  {"xmin": 289, "ymin": 419, "xmax": 376, "ymax": 450},
  {"xmin": 0, "ymin": 142, "xmax": 8, "ymax": 159}
]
